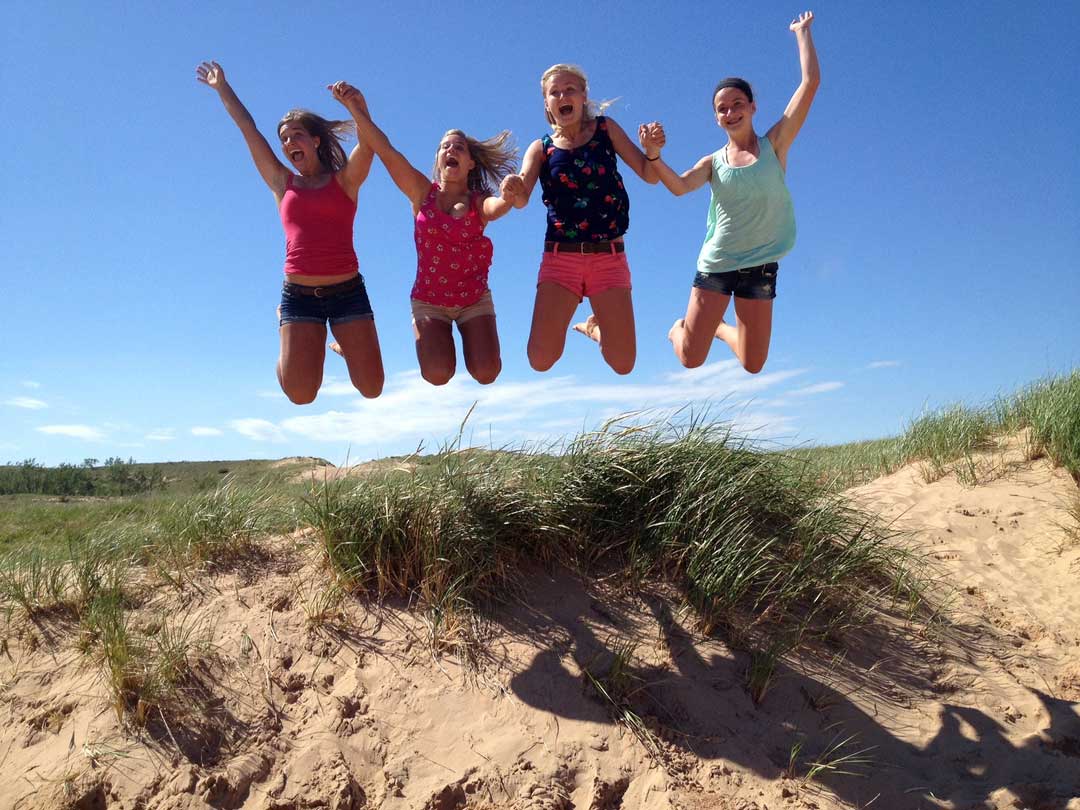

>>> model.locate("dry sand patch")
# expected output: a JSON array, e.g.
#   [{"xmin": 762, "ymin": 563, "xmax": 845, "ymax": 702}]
[{"xmin": 2, "ymin": 447, "xmax": 1079, "ymax": 809}]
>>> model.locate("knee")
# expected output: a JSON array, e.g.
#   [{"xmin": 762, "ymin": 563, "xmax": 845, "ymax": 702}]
[
  {"xmin": 283, "ymin": 385, "xmax": 319, "ymax": 405},
  {"xmin": 358, "ymin": 379, "xmax": 384, "ymax": 398},
  {"xmin": 605, "ymin": 355, "xmax": 635, "ymax": 376},
  {"xmin": 421, "ymin": 367, "xmax": 454, "ymax": 386},
  {"xmin": 676, "ymin": 349, "xmax": 706, "ymax": 370},
  {"xmin": 742, "ymin": 358, "xmax": 766, "ymax": 375},
  {"xmin": 528, "ymin": 345, "xmax": 559, "ymax": 373},
  {"xmin": 469, "ymin": 360, "xmax": 502, "ymax": 385}
]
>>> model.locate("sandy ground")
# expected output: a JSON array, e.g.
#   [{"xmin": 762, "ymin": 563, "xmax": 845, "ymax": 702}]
[{"xmin": 2, "ymin": 444, "xmax": 1078, "ymax": 809}]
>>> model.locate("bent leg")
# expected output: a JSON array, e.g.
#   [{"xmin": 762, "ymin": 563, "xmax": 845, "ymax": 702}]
[
  {"xmin": 527, "ymin": 282, "xmax": 580, "ymax": 372},
  {"xmin": 669, "ymin": 288, "xmax": 730, "ymax": 368},
  {"xmin": 279, "ymin": 322, "xmax": 327, "ymax": 404},
  {"xmin": 588, "ymin": 287, "xmax": 636, "ymax": 375},
  {"xmin": 330, "ymin": 319, "xmax": 385, "ymax": 398},
  {"xmin": 716, "ymin": 297, "xmax": 774, "ymax": 373},
  {"xmin": 459, "ymin": 315, "xmax": 501, "ymax": 385},
  {"xmin": 414, "ymin": 317, "xmax": 457, "ymax": 386}
]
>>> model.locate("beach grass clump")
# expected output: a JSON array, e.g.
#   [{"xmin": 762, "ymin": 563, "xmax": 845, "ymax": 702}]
[
  {"xmin": 554, "ymin": 418, "xmax": 920, "ymax": 638},
  {"xmin": 80, "ymin": 593, "xmax": 210, "ymax": 726},
  {"xmin": 155, "ymin": 479, "xmax": 277, "ymax": 566},
  {"xmin": 996, "ymin": 370, "xmax": 1080, "ymax": 478},
  {"xmin": 304, "ymin": 447, "xmax": 557, "ymax": 612}
]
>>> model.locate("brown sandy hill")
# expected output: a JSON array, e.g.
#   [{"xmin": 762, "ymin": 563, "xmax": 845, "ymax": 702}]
[{"xmin": 2, "ymin": 444, "xmax": 1078, "ymax": 809}]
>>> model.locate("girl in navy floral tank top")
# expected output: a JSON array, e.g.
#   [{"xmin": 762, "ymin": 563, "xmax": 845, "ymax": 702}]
[
  {"xmin": 510, "ymin": 64, "xmax": 660, "ymax": 376},
  {"xmin": 332, "ymin": 86, "xmax": 524, "ymax": 386}
]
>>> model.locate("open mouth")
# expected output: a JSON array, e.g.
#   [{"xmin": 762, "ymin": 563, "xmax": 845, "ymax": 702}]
[
  {"xmin": 559, "ymin": 104, "xmax": 573, "ymax": 116},
  {"xmin": 445, "ymin": 157, "xmax": 459, "ymax": 168},
  {"xmin": 290, "ymin": 150, "xmax": 304, "ymax": 162}
]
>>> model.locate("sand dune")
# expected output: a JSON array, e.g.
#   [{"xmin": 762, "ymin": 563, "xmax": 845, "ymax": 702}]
[{"xmin": 2, "ymin": 441, "xmax": 1078, "ymax": 809}]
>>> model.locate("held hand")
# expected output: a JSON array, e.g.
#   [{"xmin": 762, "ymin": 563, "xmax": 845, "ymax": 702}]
[
  {"xmin": 500, "ymin": 173, "xmax": 525, "ymax": 203},
  {"xmin": 196, "ymin": 60, "xmax": 227, "ymax": 90},
  {"xmin": 790, "ymin": 10, "xmax": 814, "ymax": 33},
  {"xmin": 327, "ymin": 81, "xmax": 367, "ymax": 115},
  {"xmin": 638, "ymin": 122, "xmax": 666, "ymax": 155}
]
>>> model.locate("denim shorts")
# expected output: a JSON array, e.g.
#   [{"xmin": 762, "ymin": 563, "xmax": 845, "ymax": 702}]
[
  {"xmin": 693, "ymin": 262, "xmax": 778, "ymax": 300},
  {"xmin": 279, "ymin": 275, "xmax": 374, "ymax": 326}
]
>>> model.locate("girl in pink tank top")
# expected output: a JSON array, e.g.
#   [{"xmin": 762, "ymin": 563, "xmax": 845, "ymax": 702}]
[
  {"xmin": 197, "ymin": 62, "xmax": 385, "ymax": 404},
  {"xmin": 332, "ymin": 87, "xmax": 524, "ymax": 387}
]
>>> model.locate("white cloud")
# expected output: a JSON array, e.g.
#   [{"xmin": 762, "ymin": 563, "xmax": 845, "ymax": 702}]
[
  {"xmin": 146, "ymin": 429, "xmax": 175, "ymax": 441},
  {"xmin": 867, "ymin": 360, "xmax": 901, "ymax": 369},
  {"xmin": 21, "ymin": 381, "xmax": 42, "ymax": 389},
  {"xmin": 231, "ymin": 418, "xmax": 287, "ymax": 442},
  {"xmin": 191, "ymin": 427, "xmax": 224, "ymax": 437},
  {"xmin": 4, "ymin": 397, "xmax": 47, "ymax": 409},
  {"xmin": 789, "ymin": 382, "xmax": 844, "ymax": 397},
  {"xmin": 36, "ymin": 425, "xmax": 105, "ymax": 441},
  {"xmin": 230, "ymin": 361, "xmax": 816, "ymax": 451}
]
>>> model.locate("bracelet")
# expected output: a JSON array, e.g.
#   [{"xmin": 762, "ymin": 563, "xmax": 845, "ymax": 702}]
[{"xmin": 646, "ymin": 154, "xmax": 660, "ymax": 162}]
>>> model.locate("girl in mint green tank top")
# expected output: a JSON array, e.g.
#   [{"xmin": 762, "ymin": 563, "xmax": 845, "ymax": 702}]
[{"xmin": 640, "ymin": 12, "xmax": 820, "ymax": 376}]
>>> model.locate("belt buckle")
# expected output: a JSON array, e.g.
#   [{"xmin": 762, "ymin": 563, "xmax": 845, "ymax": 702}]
[{"xmin": 313, "ymin": 286, "xmax": 326, "ymax": 298}]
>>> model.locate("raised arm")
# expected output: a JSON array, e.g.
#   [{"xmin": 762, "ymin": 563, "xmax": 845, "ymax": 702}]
[
  {"xmin": 766, "ymin": 11, "xmax": 820, "ymax": 169},
  {"xmin": 196, "ymin": 61, "xmax": 290, "ymax": 198},
  {"xmin": 638, "ymin": 123, "xmax": 712, "ymax": 197},
  {"xmin": 604, "ymin": 117, "xmax": 659, "ymax": 183},
  {"xmin": 330, "ymin": 84, "xmax": 429, "ymax": 211},
  {"xmin": 327, "ymin": 81, "xmax": 375, "ymax": 200}
]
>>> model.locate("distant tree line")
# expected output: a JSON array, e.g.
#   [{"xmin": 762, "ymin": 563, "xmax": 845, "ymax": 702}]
[{"xmin": 0, "ymin": 457, "xmax": 165, "ymax": 496}]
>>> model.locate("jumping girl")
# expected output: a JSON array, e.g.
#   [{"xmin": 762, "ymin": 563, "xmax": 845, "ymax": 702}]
[
  {"xmin": 511, "ymin": 64, "xmax": 659, "ymax": 375},
  {"xmin": 197, "ymin": 63, "xmax": 384, "ymax": 403},
  {"xmin": 642, "ymin": 12, "xmax": 819, "ymax": 373},
  {"xmin": 330, "ymin": 87, "xmax": 522, "ymax": 385}
]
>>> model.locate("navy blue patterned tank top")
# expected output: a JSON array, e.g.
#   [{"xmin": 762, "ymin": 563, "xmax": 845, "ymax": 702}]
[{"xmin": 538, "ymin": 117, "xmax": 630, "ymax": 242}]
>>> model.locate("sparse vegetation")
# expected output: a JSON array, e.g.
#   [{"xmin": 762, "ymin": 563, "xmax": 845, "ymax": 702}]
[{"xmin": 791, "ymin": 368, "xmax": 1080, "ymax": 488}]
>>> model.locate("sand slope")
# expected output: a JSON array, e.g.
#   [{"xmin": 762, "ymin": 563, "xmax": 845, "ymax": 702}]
[{"xmin": 2, "ymin": 445, "xmax": 1078, "ymax": 809}]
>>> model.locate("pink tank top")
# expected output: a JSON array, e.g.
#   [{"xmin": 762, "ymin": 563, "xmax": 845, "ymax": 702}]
[
  {"xmin": 411, "ymin": 184, "xmax": 492, "ymax": 306},
  {"xmin": 279, "ymin": 174, "xmax": 358, "ymax": 276}
]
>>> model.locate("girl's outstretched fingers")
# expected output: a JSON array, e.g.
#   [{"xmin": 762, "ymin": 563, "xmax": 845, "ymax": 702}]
[
  {"xmin": 196, "ymin": 60, "xmax": 225, "ymax": 88},
  {"xmin": 790, "ymin": 10, "xmax": 814, "ymax": 31}
]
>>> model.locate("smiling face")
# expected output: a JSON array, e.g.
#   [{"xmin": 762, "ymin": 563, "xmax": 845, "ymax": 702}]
[
  {"xmin": 713, "ymin": 87, "xmax": 756, "ymax": 134},
  {"xmin": 543, "ymin": 70, "xmax": 587, "ymax": 129},
  {"xmin": 435, "ymin": 132, "xmax": 476, "ymax": 184},
  {"xmin": 278, "ymin": 122, "xmax": 322, "ymax": 173}
]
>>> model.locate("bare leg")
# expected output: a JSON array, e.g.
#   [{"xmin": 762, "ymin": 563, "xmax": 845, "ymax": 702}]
[
  {"xmin": 714, "ymin": 297, "xmax": 774, "ymax": 373},
  {"xmin": 584, "ymin": 287, "xmax": 636, "ymax": 375},
  {"xmin": 668, "ymin": 288, "xmax": 730, "ymax": 368},
  {"xmin": 329, "ymin": 319, "xmax": 385, "ymax": 397},
  {"xmin": 458, "ymin": 315, "xmax": 501, "ymax": 384},
  {"xmin": 413, "ymin": 317, "xmax": 457, "ymax": 386},
  {"xmin": 279, "ymin": 322, "xmax": 327, "ymax": 404},
  {"xmin": 527, "ymin": 282, "xmax": 581, "ymax": 372}
]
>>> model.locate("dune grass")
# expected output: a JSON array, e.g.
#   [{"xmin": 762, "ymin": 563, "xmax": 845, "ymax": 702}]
[
  {"xmin": 305, "ymin": 416, "xmax": 925, "ymax": 662},
  {"xmin": 792, "ymin": 369, "xmax": 1080, "ymax": 489}
]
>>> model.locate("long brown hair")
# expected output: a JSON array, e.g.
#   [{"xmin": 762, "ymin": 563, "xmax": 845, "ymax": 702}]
[
  {"xmin": 431, "ymin": 130, "xmax": 518, "ymax": 195},
  {"xmin": 277, "ymin": 110, "xmax": 354, "ymax": 173}
]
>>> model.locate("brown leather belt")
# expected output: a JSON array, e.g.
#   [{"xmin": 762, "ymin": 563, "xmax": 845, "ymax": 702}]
[
  {"xmin": 282, "ymin": 275, "xmax": 362, "ymax": 297},
  {"xmin": 544, "ymin": 241, "xmax": 625, "ymax": 254}
]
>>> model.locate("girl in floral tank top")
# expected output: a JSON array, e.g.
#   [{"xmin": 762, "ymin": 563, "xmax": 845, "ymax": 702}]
[
  {"xmin": 510, "ymin": 63, "xmax": 661, "ymax": 376},
  {"xmin": 336, "ymin": 88, "xmax": 525, "ymax": 386},
  {"xmin": 412, "ymin": 184, "xmax": 493, "ymax": 307}
]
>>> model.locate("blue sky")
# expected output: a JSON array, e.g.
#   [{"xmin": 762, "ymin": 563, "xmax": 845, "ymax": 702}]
[{"xmin": 3, "ymin": 0, "xmax": 1078, "ymax": 466}]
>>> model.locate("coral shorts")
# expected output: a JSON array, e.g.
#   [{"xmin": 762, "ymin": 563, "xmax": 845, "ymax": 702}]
[{"xmin": 537, "ymin": 246, "xmax": 632, "ymax": 301}]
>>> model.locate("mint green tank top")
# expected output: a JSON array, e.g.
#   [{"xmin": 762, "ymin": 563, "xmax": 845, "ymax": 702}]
[{"xmin": 696, "ymin": 135, "xmax": 796, "ymax": 274}]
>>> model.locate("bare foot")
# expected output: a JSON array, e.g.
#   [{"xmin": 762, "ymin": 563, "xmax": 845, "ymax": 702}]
[
  {"xmin": 328, "ymin": 342, "xmax": 343, "ymax": 356},
  {"xmin": 668, "ymin": 318, "xmax": 686, "ymax": 344},
  {"xmin": 572, "ymin": 314, "xmax": 601, "ymax": 344},
  {"xmin": 715, "ymin": 319, "xmax": 737, "ymax": 344}
]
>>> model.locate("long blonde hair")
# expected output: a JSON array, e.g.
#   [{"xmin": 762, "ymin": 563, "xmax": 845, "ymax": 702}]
[
  {"xmin": 539, "ymin": 63, "xmax": 618, "ymax": 131},
  {"xmin": 431, "ymin": 130, "xmax": 518, "ymax": 195}
]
